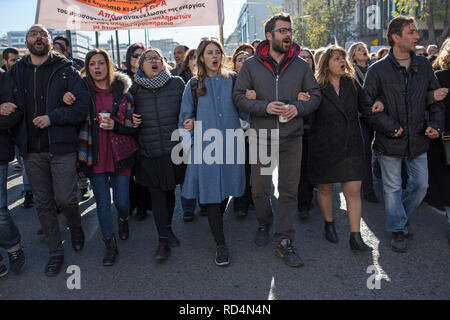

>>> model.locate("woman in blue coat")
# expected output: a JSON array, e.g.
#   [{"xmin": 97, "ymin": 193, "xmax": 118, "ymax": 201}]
[{"xmin": 179, "ymin": 38, "xmax": 248, "ymax": 267}]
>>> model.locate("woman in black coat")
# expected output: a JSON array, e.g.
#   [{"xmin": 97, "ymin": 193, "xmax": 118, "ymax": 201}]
[
  {"xmin": 131, "ymin": 48, "xmax": 186, "ymax": 262},
  {"xmin": 425, "ymin": 39, "xmax": 450, "ymax": 242},
  {"xmin": 309, "ymin": 46, "xmax": 383, "ymax": 251}
]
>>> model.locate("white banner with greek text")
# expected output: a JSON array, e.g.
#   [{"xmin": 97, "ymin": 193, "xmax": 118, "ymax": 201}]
[{"xmin": 35, "ymin": 0, "xmax": 225, "ymax": 31}]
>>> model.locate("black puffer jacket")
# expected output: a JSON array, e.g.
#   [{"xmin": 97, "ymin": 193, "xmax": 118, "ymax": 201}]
[
  {"xmin": 0, "ymin": 70, "xmax": 22, "ymax": 165},
  {"xmin": 363, "ymin": 49, "xmax": 445, "ymax": 158},
  {"xmin": 131, "ymin": 76, "xmax": 185, "ymax": 159}
]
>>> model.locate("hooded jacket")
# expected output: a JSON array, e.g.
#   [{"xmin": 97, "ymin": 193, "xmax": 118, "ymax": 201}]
[
  {"xmin": 233, "ymin": 40, "xmax": 321, "ymax": 142},
  {"xmin": 363, "ymin": 49, "xmax": 445, "ymax": 158},
  {"xmin": 9, "ymin": 52, "xmax": 89, "ymax": 156},
  {"xmin": 0, "ymin": 70, "xmax": 23, "ymax": 165},
  {"xmin": 80, "ymin": 71, "xmax": 137, "ymax": 173}
]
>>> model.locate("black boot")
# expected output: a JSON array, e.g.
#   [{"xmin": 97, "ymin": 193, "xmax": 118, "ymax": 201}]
[
  {"xmin": 70, "ymin": 226, "xmax": 85, "ymax": 252},
  {"xmin": 118, "ymin": 218, "xmax": 129, "ymax": 241},
  {"xmin": 349, "ymin": 232, "xmax": 371, "ymax": 252},
  {"xmin": 324, "ymin": 221, "xmax": 338, "ymax": 243},
  {"xmin": 103, "ymin": 236, "xmax": 119, "ymax": 266},
  {"xmin": 167, "ymin": 228, "xmax": 180, "ymax": 247},
  {"xmin": 155, "ymin": 242, "xmax": 170, "ymax": 261}
]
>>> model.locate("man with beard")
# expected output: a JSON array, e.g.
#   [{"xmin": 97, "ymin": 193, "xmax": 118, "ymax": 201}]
[
  {"xmin": 233, "ymin": 13, "xmax": 321, "ymax": 267},
  {"xmin": 2, "ymin": 24, "xmax": 89, "ymax": 276},
  {"xmin": 2, "ymin": 48, "xmax": 19, "ymax": 71}
]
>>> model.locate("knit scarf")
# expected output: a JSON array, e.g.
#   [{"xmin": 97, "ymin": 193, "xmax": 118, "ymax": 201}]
[{"xmin": 134, "ymin": 68, "xmax": 171, "ymax": 89}]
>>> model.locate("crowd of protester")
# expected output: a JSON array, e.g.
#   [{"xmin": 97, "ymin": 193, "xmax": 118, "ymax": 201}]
[{"xmin": 0, "ymin": 12, "xmax": 449, "ymax": 278}]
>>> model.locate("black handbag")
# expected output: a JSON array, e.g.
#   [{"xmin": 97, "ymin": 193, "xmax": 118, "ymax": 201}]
[{"xmin": 442, "ymin": 131, "xmax": 450, "ymax": 166}]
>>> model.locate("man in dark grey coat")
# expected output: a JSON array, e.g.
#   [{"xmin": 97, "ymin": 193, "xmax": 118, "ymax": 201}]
[
  {"xmin": 364, "ymin": 16, "xmax": 445, "ymax": 253},
  {"xmin": 233, "ymin": 12, "xmax": 321, "ymax": 268}
]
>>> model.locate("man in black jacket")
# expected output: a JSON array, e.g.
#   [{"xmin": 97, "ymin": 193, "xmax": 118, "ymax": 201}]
[
  {"xmin": 364, "ymin": 16, "xmax": 445, "ymax": 253},
  {"xmin": 3, "ymin": 24, "xmax": 89, "ymax": 276},
  {"xmin": 0, "ymin": 70, "xmax": 25, "ymax": 277}
]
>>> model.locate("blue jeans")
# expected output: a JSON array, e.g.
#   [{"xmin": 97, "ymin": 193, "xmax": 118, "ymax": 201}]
[
  {"xmin": 89, "ymin": 173, "xmax": 130, "ymax": 239},
  {"xmin": 378, "ymin": 153, "xmax": 428, "ymax": 234},
  {"xmin": 0, "ymin": 164, "xmax": 21, "ymax": 250}
]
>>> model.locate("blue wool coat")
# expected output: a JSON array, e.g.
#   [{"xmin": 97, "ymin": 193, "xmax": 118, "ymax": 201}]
[{"xmin": 179, "ymin": 75, "xmax": 249, "ymax": 204}]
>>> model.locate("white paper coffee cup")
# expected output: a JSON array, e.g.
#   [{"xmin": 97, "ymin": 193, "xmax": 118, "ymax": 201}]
[
  {"xmin": 99, "ymin": 112, "xmax": 110, "ymax": 128},
  {"xmin": 279, "ymin": 104, "xmax": 289, "ymax": 123}
]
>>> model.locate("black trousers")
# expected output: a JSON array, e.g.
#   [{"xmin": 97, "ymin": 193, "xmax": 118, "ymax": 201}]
[
  {"xmin": 147, "ymin": 187, "xmax": 175, "ymax": 242},
  {"xmin": 298, "ymin": 133, "xmax": 314, "ymax": 210},
  {"xmin": 360, "ymin": 120, "xmax": 376, "ymax": 196},
  {"xmin": 205, "ymin": 198, "xmax": 229, "ymax": 246},
  {"xmin": 234, "ymin": 137, "xmax": 252, "ymax": 213}
]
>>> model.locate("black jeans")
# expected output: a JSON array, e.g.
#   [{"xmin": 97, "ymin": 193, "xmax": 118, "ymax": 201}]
[
  {"xmin": 298, "ymin": 133, "xmax": 314, "ymax": 210},
  {"xmin": 24, "ymin": 152, "xmax": 81, "ymax": 256},
  {"xmin": 360, "ymin": 120, "xmax": 376, "ymax": 196},
  {"xmin": 205, "ymin": 198, "xmax": 229, "ymax": 246},
  {"xmin": 233, "ymin": 137, "xmax": 252, "ymax": 213},
  {"xmin": 147, "ymin": 187, "xmax": 175, "ymax": 243}
]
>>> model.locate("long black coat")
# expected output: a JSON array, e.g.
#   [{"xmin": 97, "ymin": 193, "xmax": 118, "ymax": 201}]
[
  {"xmin": 425, "ymin": 70, "xmax": 450, "ymax": 207},
  {"xmin": 309, "ymin": 76, "xmax": 371, "ymax": 184}
]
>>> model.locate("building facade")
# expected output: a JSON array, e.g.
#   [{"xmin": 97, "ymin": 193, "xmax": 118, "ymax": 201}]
[{"xmin": 236, "ymin": 0, "xmax": 284, "ymax": 45}]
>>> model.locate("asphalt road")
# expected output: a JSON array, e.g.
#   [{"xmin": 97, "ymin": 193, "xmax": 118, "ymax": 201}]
[{"xmin": 0, "ymin": 160, "xmax": 449, "ymax": 300}]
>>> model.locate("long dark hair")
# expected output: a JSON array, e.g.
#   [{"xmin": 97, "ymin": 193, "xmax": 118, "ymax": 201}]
[
  {"xmin": 195, "ymin": 38, "xmax": 229, "ymax": 97},
  {"xmin": 125, "ymin": 43, "xmax": 146, "ymax": 70},
  {"xmin": 180, "ymin": 48, "xmax": 196, "ymax": 74},
  {"xmin": 82, "ymin": 48, "xmax": 116, "ymax": 91}
]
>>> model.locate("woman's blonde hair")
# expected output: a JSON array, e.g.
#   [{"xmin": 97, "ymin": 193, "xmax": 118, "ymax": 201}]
[
  {"xmin": 348, "ymin": 42, "xmax": 368, "ymax": 64},
  {"xmin": 195, "ymin": 38, "xmax": 230, "ymax": 97},
  {"xmin": 433, "ymin": 38, "xmax": 450, "ymax": 71},
  {"xmin": 315, "ymin": 45, "xmax": 355, "ymax": 88}
]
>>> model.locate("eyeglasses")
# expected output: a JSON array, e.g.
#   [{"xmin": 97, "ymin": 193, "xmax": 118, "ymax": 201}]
[
  {"xmin": 131, "ymin": 53, "xmax": 141, "ymax": 58},
  {"xmin": 271, "ymin": 28, "xmax": 295, "ymax": 35},
  {"xmin": 189, "ymin": 55, "xmax": 197, "ymax": 60},
  {"xmin": 143, "ymin": 57, "xmax": 162, "ymax": 62},
  {"xmin": 28, "ymin": 31, "xmax": 49, "ymax": 38}
]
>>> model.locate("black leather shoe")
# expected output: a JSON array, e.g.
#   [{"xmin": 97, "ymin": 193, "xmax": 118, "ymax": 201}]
[
  {"xmin": 391, "ymin": 232, "xmax": 407, "ymax": 253},
  {"xmin": 167, "ymin": 229, "xmax": 180, "ymax": 247},
  {"xmin": 183, "ymin": 211, "xmax": 194, "ymax": 222},
  {"xmin": 45, "ymin": 256, "xmax": 64, "ymax": 277},
  {"xmin": 298, "ymin": 207, "xmax": 310, "ymax": 220},
  {"xmin": 103, "ymin": 236, "xmax": 119, "ymax": 266},
  {"xmin": 363, "ymin": 192, "xmax": 379, "ymax": 203},
  {"xmin": 234, "ymin": 210, "xmax": 248, "ymax": 218},
  {"xmin": 118, "ymin": 218, "xmax": 129, "ymax": 240},
  {"xmin": 8, "ymin": 247, "xmax": 25, "ymax": 274},
  {"xmin": 136, "ymin": 208, "xmax": 147, "ymax": 221},
  {"xmin": 155, "ymin": 242, "xmax": 170, "ymax": 261},
  {"xmin": 254, "ymin": 224, "xmax": 270, "ymax": 247},
  {"xmin": 324, "ymin": 221, "xmax": 338, "ymax": 243},
  {"xmin": 23, "ymin": 191, "xmax": 34, "ymax": 208},
  {"xmin": 70, "ymin": 226, "xmax": 85, "ymax": 252},
  {"xmin": 349, "ymin": 232, "xmax": 371, "ymax": 252}
]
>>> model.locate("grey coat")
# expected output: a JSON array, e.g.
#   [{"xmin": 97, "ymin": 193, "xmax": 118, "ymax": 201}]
[{"xmin": 233, "ymin": 40, "xmax": 321, "ymax": 143}]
